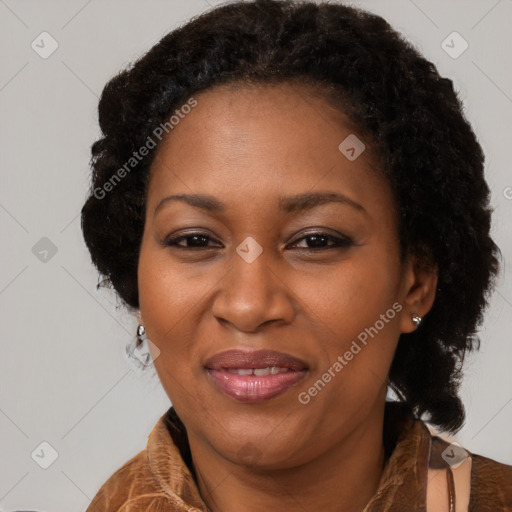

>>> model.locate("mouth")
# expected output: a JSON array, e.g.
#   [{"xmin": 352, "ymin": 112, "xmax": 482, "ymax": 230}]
[{"xmin": 205, "ymin": 349, "xmax": 308, "ymax": 403}]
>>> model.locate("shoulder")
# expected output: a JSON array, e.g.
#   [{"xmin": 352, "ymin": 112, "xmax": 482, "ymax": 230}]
[
  {"xmin": 86, "ymin": 408, "xmax": 201, "ymax": 512},
  {"xmin": 469, "ymin": 452, "xmax": 512, "ymax": 510},
  {"xmin": 430, "ymin": 434, "xmax": 512, "ymax": 510},
  {"xmin": 86, "ymin": 448, "xmax": 173, "ymax": 511}
]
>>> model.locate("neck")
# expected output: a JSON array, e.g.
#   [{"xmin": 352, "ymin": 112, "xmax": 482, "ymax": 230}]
[{"xmin": 189, "ymin": 404, "xmax": 387, "ymax": 512}]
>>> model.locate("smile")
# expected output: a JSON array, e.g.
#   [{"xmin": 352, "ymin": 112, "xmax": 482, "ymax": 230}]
[
  {"xmin": 225, "ymin": 367, "xmax": 291, "ymax": 375},
  {"xmin": 205, "ymin": 349, "xmax": 308, "ymax": 402}
]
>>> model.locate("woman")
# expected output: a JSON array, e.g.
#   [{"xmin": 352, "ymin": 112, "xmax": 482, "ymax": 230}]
[{"xmin": 81, "ymin": 0, "xmax": 512, "ymax": 510}]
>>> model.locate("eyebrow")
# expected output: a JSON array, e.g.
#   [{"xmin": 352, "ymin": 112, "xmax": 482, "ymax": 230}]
[{"xmin": 154, "ymin": 192, "xmax": 366, "ymax": 216}]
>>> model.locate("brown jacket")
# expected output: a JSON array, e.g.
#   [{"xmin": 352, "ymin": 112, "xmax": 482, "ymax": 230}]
[{"xmin": 87, "ymin": 403, "xmax": 512, "ymax": 511}]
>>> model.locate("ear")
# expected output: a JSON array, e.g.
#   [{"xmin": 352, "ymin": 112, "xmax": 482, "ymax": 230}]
[{"xmin": 398, "ymin": 255, "xmax": 438, "ymax": 334}]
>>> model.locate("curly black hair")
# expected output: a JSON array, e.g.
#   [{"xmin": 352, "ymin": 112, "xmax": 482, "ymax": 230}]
[{"xmin": 81, "ymin": 0, "xmax": 500, "ymax": 433}]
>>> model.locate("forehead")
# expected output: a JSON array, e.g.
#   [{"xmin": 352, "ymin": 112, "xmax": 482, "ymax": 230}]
[{"xmin": 146, "ymin": 82, "xmax": 390, "ymax": 215}]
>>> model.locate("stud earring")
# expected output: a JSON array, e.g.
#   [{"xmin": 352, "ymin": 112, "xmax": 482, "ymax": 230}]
[
  {"xmin": 131, "ymin": 323, "xmax": 160, "ymax": 367},
  {"xmin": 411, "ymin": 316, "xmax": 422, "ymax": 328},
  {"xmin": 137, "ymin": 324, "xmax": 147, "ymax": 345}
]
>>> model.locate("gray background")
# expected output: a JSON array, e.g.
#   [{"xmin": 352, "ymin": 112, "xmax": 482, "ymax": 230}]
[{"xmin": 0, "ymin": 0, "xmax": 511, "ymax": 510}]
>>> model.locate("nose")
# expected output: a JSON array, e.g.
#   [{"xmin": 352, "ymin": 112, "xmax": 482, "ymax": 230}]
[{"xmin": 211, "ymin": 246, "xmax": 296, "ymax": 333}]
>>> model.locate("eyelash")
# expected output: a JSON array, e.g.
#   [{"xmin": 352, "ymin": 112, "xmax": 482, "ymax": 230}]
[{"xmin": 163, "ymin": 231, "xmax": 354, "ymax": 252}]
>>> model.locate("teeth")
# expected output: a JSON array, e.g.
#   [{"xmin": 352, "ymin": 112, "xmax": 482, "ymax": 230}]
[
  {"xmin": 236, "ymin": 368, "xmax": 254, "ymax": 375},
  {"xmin": 226, "ymin": 368, "xmax": 253, "ymax": 375},
  {"xmin": 223, "ymin": 367, "xmax": 291, "ymax": 376},
  {"xmin": 254, "ymin": 367, "xmax": 271, "ymax": 376}
]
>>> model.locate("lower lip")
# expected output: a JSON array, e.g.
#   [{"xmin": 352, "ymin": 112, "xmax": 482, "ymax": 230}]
[{"xmin": 206, "ymin": 369, "xmax": 307, "ymax": 402}]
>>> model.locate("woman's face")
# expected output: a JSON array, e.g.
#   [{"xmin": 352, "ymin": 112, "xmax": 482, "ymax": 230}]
[{"xmin": 138, "ymin": 83, "xmax": 426, "ymax": 468}]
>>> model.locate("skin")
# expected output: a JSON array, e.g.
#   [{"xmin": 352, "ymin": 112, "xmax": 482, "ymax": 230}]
[{"xmin": 138, "ymin": 82, "xmax": 437, "ymax": 512}]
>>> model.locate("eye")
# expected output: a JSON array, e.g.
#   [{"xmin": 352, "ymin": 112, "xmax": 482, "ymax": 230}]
[
  {"xmin": 163, "ymin": 230, "xmax": 353, "ymax": 251},
  {"xmin": 287, "ymin": 231, "xmax": 354, "ymax": 251},
  {"xmin": 164, "ymin": 232, "xmax": 222, "ymax": 249}
]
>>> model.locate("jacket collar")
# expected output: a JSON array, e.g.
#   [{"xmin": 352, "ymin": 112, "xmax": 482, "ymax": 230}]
[
  {"xmin": 146, "ymin": 405, "xmax": 207, "ymax": 511},
  {"xmin": 146, "ymin": 402, "xmax": 432, "ymax": 511}
]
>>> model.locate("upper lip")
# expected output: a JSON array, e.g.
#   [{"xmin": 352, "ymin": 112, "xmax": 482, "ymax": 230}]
[{"xmin": 205, "ymin": 349, "xmax": 308, "ymax": 371}]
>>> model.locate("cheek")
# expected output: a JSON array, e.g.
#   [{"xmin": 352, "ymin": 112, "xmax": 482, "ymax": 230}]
[
  {"xmin": 291, "ymin": 246, "xmax": 401, "ymax": 343},
  {"xmin": 292, "ymin": 245, "xmax": 402, "ymax": 400},
  {"xmin": 137, "ymin": 246, "xmax": 206, "ymax": 371},
  {"xmin": 138, "ymin": 240, "xmax": 213, "ymax": 329},
  {"xmin": 138, "ymin": 253, "xmax": 209, "ymax": 407}
]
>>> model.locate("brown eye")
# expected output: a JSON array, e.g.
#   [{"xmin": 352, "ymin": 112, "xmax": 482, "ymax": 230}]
[
  {"xmin": 288, "ymin": 232, "xmax": 354, "ymax": 250},
  {"xmin": 164, "ymin": 233, "xmax": 222, "ymax": 249}
]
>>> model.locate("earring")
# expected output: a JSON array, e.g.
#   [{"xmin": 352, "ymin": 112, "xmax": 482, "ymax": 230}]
[
  {"xmin": 137, "ymin": 324, "xmax": 147, "ymax": 344},
  {"xmin": 132, "ymin": 324, "xmax": 152, "ymax": 367},
  {"xmin": 411, "ymin": 315, "xmax": 422, "ymax": 328},
  {"xmin": 137, "ymin": 324, "xmax": 146, "ymax": 338},
  {"xmin": 131, "ymin": 323, "xmax": 160, "ymax": 367}
]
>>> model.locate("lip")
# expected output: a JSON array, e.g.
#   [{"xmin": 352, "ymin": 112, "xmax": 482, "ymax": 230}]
[{"xmin": 205, "ymin": 349, "xmax": 308, "ymax": 403}]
